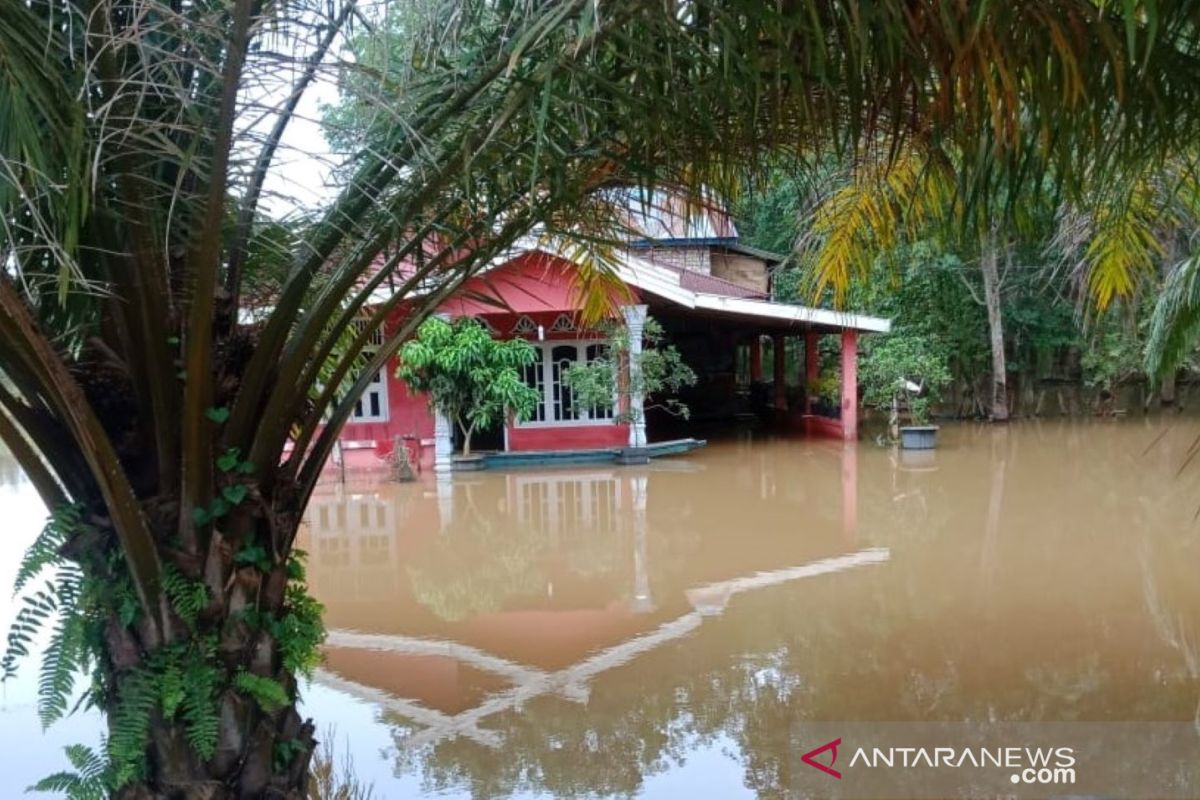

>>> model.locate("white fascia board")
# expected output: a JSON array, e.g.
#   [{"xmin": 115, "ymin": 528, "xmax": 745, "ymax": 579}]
[
  {"xmin": 615, "ymin": 254, "xmax": 695, "ymax": 307},
  {"xmin": 692, "ymin": 293, "xmax": 892, "ymax": 333},
  {"xmin": 617, "ymin": 252, "xmax": 891, "ymax": 333}
]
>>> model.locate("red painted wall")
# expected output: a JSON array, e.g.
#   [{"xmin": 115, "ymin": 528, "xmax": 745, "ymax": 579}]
[
  {"xmin": 507, "ymin": 423, "xmax": 629, "ymax": 451},
  {"xmin": 335, "ymin": 251, "xmax": 637, "ymax": 459},
  {"xmin": 340, "ymin": 356, "xmax": 435, "ymax": 448}
]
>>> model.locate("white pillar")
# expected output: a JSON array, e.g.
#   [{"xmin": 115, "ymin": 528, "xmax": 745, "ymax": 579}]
[
  {"xmin": 433, "ymin": 409, "xmax": 453, "ymax": 473},
  {"xmin": 432, "ymin": 312, "xmax": 455, "ymax": 472},
  {"xmin": 622, "ymin": 304, "xmax": 649, "ymax": 448}
]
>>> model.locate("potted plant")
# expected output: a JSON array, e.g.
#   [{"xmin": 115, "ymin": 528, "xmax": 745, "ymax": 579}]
[
  {"xmin": 805, "ymin": 372, "xmax": 842, "ymax": 417},
  {"xmin": 562, "ymin": 316, "xmax": 696, "ymax": 463},
  {"xmin": 859, "ymin": 332, "xmax": 951, "ymax": 449},
  {"xmin": 396, "ymin": 317, "xmax": 541, "ymax": 469}
]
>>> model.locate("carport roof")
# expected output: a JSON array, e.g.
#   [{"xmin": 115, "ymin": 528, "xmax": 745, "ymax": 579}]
[{"xmin": 617, "ymin": 255, "xmax": 891, "ymax": 334}]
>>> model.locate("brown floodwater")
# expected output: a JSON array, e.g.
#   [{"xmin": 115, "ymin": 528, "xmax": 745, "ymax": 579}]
[{"xmin": 2, "ymin": 418, "xmax": 1200, "ymax": 797}]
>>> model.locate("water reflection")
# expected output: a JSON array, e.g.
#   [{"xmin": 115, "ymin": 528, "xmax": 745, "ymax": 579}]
[
  {"xmin": 296, "ymin": 421, "xmax": 1200, "ymax": 798},
  {"xmin": 2, "ymin": 421, "xmax": 1199, "ymax": 797}
]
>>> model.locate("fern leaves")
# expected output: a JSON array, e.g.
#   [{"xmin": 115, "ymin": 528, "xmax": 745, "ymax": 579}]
[
  {"xmin": 161, "ymin": 564, "xmax": 209, "ymax": 628},
  {"xmin": 38, "ymin": 599, "xmax": 87, "ymax": 728},
  {"xmin": 5, "ymin": 506, "xmax": 321, "ymax": 793},
  {"xmin": 234, "ymin": 670, "xmax": 289, "ymax": 712},
  {"xmin": 2, "ymin": 584, "xmax": 58, "ymax": 679},
  {"xmin": 3, "ymin": 505, "xmax": 92, "ymax": 734},
  {"xmin": 180, "ymin": 654, "xmax": 221, "ymax": 760},
  {"xmin": 29, "ymin": 744, "xmax": 108, "ymax": 800},
  {"xmin": 14, "ymin": 504, "xmax": 81, "ymax": 595}
]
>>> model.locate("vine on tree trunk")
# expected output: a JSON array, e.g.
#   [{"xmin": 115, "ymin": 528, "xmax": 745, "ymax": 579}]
[{"xmin": 3, "ymin": 452, "xmax": 326, "ymax": 797}]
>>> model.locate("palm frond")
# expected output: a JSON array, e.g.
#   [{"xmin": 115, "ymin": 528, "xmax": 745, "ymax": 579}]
[
  {"xmin": 796, "ymin": 147, "xmax": 954, "ymax": 304},
  {"xmin": 1147, "ymin": 253, "xmax": 1200, "ymax": 379}
]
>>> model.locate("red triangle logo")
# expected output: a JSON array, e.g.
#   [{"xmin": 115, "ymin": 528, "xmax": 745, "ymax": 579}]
[{"xmin": 801, "ymin": 737, "xmax": 842, "ymax": 779}]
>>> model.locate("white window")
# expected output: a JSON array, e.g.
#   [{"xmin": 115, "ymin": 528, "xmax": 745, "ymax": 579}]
[
  {"xmin": 518, "ymin": 341, "xmax": 615, "ymax": 426},
  {"xmin": 521, "ymin": 358, "xmax": 547, "ymax": 422},
  {"xmin": 351, "ymin": 369, "xmax": 388, "ymax": 422}
]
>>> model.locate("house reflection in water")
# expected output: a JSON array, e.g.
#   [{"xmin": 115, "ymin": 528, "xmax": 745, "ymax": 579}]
[{"xmin": 299, "ymin": 446, "xmax": 883, "ymax": 751}]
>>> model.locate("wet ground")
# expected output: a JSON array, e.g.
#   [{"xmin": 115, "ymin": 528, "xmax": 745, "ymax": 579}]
[{"xmin": 2, "ymin": 418, "xmax": 1200, "ymax": 797}]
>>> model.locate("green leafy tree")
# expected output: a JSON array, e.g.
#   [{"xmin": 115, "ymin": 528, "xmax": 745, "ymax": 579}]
[
  {"xmin": 562, "ymin": 317, "xmax": 697, "ymax": 424},
  {"xmin": 859, "ymin": 333, "xmax": 953, "ymax": 425},
  {"xmin": 396, "ymin": 318, "xmax": 540, "ymax": 455},
  {"xmin": 2, "ymin": 0, "xmax": 1198, "ymax": 793}
]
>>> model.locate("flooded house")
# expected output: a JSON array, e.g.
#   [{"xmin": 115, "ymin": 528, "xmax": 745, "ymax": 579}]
[{"xmin": 335, "ymin": 196, "xmax": 890, "ymax": 470}]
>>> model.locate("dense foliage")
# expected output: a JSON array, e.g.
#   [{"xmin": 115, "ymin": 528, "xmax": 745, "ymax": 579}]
[
  {"xmin": 736, "ymin": 171, "xmax": 1198, "ymax": 419},
  {"xmin": 857, "ymin": 333, "xmax": 952, "ymax": 425},
  {"xmin": 396, "ymin": 318, "xmax": 540, "ymax": 455},
  {"xmin": 563, "ymin": 317, "xmax": 697, "ymax": 424}
]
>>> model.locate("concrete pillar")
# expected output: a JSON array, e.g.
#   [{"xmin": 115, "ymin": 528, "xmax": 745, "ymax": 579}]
[
  {"xmin": 840, "ymin": 329, "xmax": 858, "ymax": 441},
  {"xmin": 804, "ymin": 333, "xmax": 819, "ymax": 414},
  {"xmin": 772, "ymin": 334, "xmax": 788, "ymax": 410},
  {"xmin": 433, "ymin": 310, "xmax": 455, "ymax": 472},
  {"xmin": 622, "ymin": 304, "xmax": 649, "ymax": 448},
  {"xmin": 749, "ymin": 336, "xmax": 763, "ymax": 382},
  {"xmin": 433, "ymin": 408, "xmax": 454, "ymax": 472}
]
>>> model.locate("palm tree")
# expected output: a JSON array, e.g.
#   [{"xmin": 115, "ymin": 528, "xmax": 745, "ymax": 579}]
[
  {"xmin": 794, "ymin": 142, "xmax": 1200, "ymax": 422},
  {"xmin": 793, "ymin": 144, "xmax": 1051, "ymax": 420},
  {"xmin": 2, "ymin": 0, "xmax": 1200, "ymax": 794},
  {"xmin": 1048, "ymin": 157, "xmax": 1200, "ymax": 391}
]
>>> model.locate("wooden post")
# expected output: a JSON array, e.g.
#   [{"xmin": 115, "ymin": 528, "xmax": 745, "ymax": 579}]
[
  {"xmin": 840, "ymin": 330, "xmax": 858, "ymax": 441},
  {"xmin": 773, "ymin": 334, "xmax": 788, "ymax": 410},
  {"xmin": 749, "ymin": 336, "xmax": 763, "ymax": 382},
  {"xmin": 804, "ymin": 332, "xmax": 819, "ymax": 414}
]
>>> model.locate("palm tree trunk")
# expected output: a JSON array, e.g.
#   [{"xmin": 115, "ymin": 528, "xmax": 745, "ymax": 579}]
[
  {"xmin": 1161, "ymin": 371, "xmax": 1177, "ymax": 406},
  {"xmin": 980, "ymin": 235, "xmax": 1010, "ymax": 422},
  {"xmin": 1160, "ymin": 235, "xmax": 1179, "ymax": 408},
  {"xmin": 94, "ymin": 500, "xmax": 319, "ymax": 799}
]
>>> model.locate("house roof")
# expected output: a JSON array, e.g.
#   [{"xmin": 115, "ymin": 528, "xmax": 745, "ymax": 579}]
[
  {"xmin": 361, "ymin": 239, "xmax": 890, "ymax": 334},
  {"xmin": 617, "ymin": 254, "xmax": 891, "ymax": 334},
  {"xmin": 718, "ymin": 241, "xmax": 786, "ymax": 264}
]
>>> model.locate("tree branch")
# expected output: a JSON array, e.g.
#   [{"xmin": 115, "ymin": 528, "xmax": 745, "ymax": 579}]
[
  {"xmin": 0, "ymin": 404, "xmax": 67, "ymax": 509},
  {"xmin": 0, "ymin": 278, "xmax": 165, "ymax": 642},
  {"xmin": 180, "ymin": 0, "xmax": 256, "ymax": 550}
]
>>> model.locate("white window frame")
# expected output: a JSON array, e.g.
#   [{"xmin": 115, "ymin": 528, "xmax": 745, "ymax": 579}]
[
  {"xmin": 350, "ymin": 368, "xmax": 389, "ymax": 423},
  {"xmin": 516, "ymin": 340, "xmax": 616, "ymax": 428}
]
